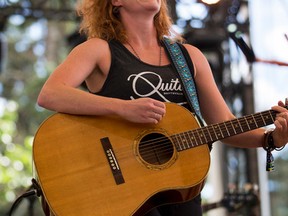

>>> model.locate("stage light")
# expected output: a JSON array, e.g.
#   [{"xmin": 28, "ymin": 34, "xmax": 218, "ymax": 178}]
[{"xmin": 201, "ymin": 0, "xmax": 221, "ymax": 5}]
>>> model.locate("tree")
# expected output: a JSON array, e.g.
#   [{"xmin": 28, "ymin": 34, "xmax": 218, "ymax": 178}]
[{"xmin": 0, "ymin": 1, "xmax": 78, "ymax": 214}]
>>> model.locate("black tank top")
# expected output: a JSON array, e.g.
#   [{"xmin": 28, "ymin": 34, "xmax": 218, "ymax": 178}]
[
  {"xmin": 91, "ymin": 41, "xmax": 206, "ymax": 213},
  {"xmin": 95, "ymin": 40, "xmax": 191, "ymax": 110}
]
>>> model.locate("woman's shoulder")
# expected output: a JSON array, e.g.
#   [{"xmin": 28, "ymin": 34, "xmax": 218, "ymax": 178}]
[
  {"xmin": 78, "ymin": 37, "xmax": 109, "ymax": 49},
  {"xmin": 181, "ymin": 43, "xmax": 209, "ymax": 64},
  {"xmin": 70, "ymin": 38, "xmax": 110, "ymax": 59},
  {"xmin": 182, "ymin": 43, "xmax": 203, "ymax": 56}
]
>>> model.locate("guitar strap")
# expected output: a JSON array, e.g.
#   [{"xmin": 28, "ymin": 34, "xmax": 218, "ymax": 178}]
[
  {"xmin": 163, "ymin": 38, "xmax": 214, "ymax": 151},
  {"xmin": 162, "ymin": 38, "xmax": 203, "ymax": 123}
]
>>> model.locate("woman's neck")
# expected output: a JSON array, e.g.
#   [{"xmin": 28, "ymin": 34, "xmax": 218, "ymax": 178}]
[{"xmin": 120, "ymin": 9, "xmax": 159, "ymax": 46}]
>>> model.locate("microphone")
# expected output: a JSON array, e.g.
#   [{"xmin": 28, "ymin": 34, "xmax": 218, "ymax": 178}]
[
  {"xmin": 229, "ymin": 32, "xmax": 256, "ymax": 63},
  {"xmin": 229, "ymin": 31, "xmax": 288, "ymax": 66}
]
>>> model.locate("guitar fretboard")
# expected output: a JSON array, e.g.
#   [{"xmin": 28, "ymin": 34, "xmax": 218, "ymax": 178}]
[{"xmin": 173, "ymin": 109, "xmax": 277, "ymax": 151}]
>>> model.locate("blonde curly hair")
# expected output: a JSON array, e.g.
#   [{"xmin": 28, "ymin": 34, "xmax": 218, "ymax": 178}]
[{"xmin": 76, "ymin": 0, "xmax": 182, "ymax": 43}]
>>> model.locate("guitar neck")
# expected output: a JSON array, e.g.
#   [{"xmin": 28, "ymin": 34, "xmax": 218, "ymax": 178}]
[{"xmin": 173, "ymin": 109, "xmax": 278, "ymax": 151}]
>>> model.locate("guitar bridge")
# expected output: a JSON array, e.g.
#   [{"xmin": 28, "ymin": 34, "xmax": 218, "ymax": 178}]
[{"xmin": 101, "ymin": 137, "xmax": 125, "ymax": 185}]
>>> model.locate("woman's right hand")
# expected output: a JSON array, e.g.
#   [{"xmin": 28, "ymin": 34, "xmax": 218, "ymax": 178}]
[{"xmin": 118, "ymin": 98, "xmax": 166, "ymax": 124}]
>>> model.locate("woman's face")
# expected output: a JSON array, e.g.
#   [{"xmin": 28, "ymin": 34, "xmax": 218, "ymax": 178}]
[{"xmin": 112, "ymin": 0, "xmax": 161, "ymax": 15}]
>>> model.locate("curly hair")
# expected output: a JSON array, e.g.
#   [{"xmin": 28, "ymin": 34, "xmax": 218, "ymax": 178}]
[{"xmin": 76, "ymin": 0, "xmax": 183, "ymax": 43}]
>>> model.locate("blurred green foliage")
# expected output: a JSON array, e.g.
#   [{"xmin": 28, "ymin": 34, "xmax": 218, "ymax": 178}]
[
  {"xmin": 1, "ymin": 1, "xmax": 288, "ymax": 216},
  {"xmin": 0, "ymin": 1, "xmax": 78, "ymax": 214}
]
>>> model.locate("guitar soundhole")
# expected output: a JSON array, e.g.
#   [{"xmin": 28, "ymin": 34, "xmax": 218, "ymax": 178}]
[{"xmin": 138, "ymin": 133, "xmax": 174, "ymax": 165}]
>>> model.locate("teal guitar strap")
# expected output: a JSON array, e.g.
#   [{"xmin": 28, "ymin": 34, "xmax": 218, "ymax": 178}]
[{"xmin": 162, "ymin": 38, "xmax": 203, "ymax": 121}]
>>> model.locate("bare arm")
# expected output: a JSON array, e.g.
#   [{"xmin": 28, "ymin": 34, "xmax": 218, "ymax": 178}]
[
  {"xmin": 37, "ymin": 38, "xmax": 166, "ymax": 124},
  {"xmin": 37, "ymin": 38, "xmax": 111, "ymax": 114},
  {"xmin": 183, "ymin": 44, "xmax": 288, "ymax": 148}
]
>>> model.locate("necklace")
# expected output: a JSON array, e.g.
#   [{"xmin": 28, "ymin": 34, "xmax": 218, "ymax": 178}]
[{"xmin": 126, "ymin": 41, "xmax": 162, "ymax": 66}]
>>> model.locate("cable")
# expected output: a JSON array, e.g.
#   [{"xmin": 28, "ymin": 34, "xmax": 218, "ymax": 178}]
[{"xmin": 7, "ymin": 178, "xmax": 43, "ymax": 216}]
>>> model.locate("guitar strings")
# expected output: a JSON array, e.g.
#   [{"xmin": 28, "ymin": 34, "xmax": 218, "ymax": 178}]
[
  {"xmin": 128, "ymin": 112, "xmax": 273, "ymax": 156},
  {"xmin": 113, "ymin": 110, "xmax": 275, "ymax": 162}
]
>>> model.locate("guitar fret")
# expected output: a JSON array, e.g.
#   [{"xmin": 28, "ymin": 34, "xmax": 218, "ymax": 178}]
[
  {"xmin": 246, "ymin": 116, "xmax": 257, "ymax": 130},
  {"xmin": 194, "ymin": 131, "xmax": 202, "ymax": 145},
  {"xmin": 196, "ymin": 129, "xmax": 206, "ymax": 144},
  {"xmin": 190, "ymin": 132, "xmax": 197, "ymax": 146},
  {"xmin": 179, "ymin": 133, "xmax": 186, "ymax": 150},
  {"xmin": 224, "ymin": 122, "xmax": 231, "ymax": 137},
  {"xmin": 252, "ymin": 115, "xmax": 259, "ymax": 128},
  {"xmin": 186, "ymin": 131, "xmax": 194, "ymax": 147},
  {"xmin": 183, "ymin": 132, "xmax": 191, "ymax": 149},
  {"xmin": 233, "ymin": 119, "xmax": 242, "ymax": 134},
  {"xmin": 178, "ymin": 134, "xmax": 186, "ymax": 150},
  {"xmin": 211, "ymin": 125, "xmax": 220, "ymax": 140},
  {"xmin": 255, "ymin": 113, "xmax": 264, "ymax": 128},
  {"xmin": 260, "ymin": 110, "xmax": 275, "ymax": 125},
  {"xmin": 173, "ymin": 107, "xmax": 281, "ymax": 152},
  {"xmin": 238, "ymin": 118, "xmax": 248, "ymax": 132},
  {"xmin": 195, "ymin": 130, "xmax": 202, "ymax": 144},
  {"xmin": 219, "ymin": 123, "xmax": 230, "ymax": 138},
  {"xmin": 218, "ymin": 123, "xmax": 225, "ymax": 138},
  {"xmin": 193, "ymin": 131, "xmax": 201, "ymax": 145},
  {"xmin": 173, "ymin": 135, "xmax": 182, "ymax": 151},
  {"xmin": 230, "ymin": 121, "xmax": 237, "ymax": 135},
  {"xmin": 244, "ymin": 116, "xmax": 251, "ymax": 130},
  {"xmin": 259, "ymin": 112, "xmax": 266, "ymax": 125},
  {"xmin": 268, "ymin": 110, "xmax": 275, "ymax": 123},
  {"xmin": 237, "ymin": 119, "xmax": 244, "ymax": 132},
  {"xmin": 181, "ymin": 132, "xmax": 190, "ymax": 149},
  {"xmin": 261, "ymin": 112, "xmax": 269, "ymax": 124},
  {"xmin": 213, "ymin": 124, "xmax": 224, "ymax": 139},
  {"xmin": 257, "ymin": 111, "xmax": 274, "ymax": 127},
  {"xmin": 184, "ymin": 135, "xmax": 189, "ymax": 149},
  {"xmin": 200, "ymin": 128, "xmax": 208, "ymax": 143},
  {"xmin": 206, "ymin": 126, "xmax": 216, "ymax": 142},
  {"xmin": 205, "ymin": 127, "xmax": 213, "ymax": 143}
]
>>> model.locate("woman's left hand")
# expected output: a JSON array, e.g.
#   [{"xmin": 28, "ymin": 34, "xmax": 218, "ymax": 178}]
[{"xmin": 272, "ymin": 99, "xmax": 288, "ymax": 148}]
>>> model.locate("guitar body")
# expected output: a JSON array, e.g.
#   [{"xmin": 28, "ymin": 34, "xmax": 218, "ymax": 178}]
[{"xmin": 33, "ymin": 103, "xmax": 210, "ymax": 216}]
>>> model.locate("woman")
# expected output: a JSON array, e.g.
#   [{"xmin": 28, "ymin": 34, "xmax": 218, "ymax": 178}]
[{"xmin": 37, "ymin": 0, "xmax": 288, "ymax": 215}]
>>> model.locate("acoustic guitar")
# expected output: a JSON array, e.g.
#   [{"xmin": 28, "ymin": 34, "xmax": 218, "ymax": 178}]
[{"xmin": 33, "ymin": 102, "xmax": 279, "ymax": 216}]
